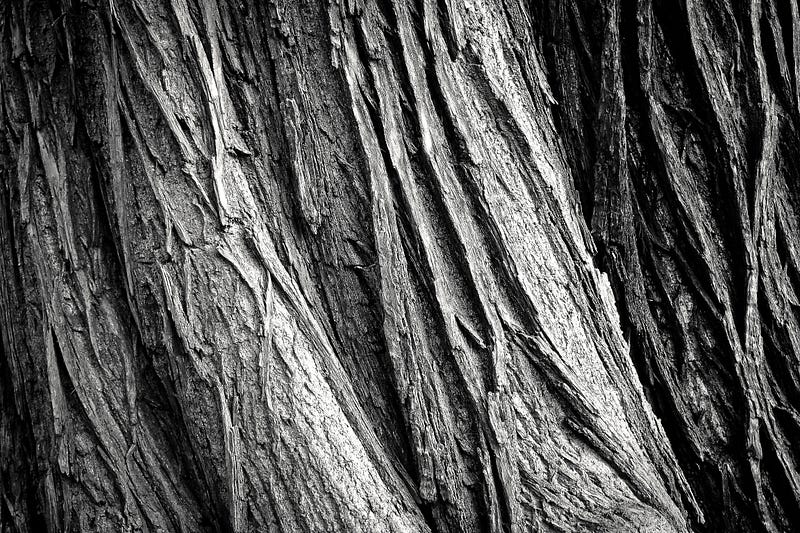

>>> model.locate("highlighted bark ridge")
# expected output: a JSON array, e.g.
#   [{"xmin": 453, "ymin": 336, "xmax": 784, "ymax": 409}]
[{"xmin": 1, "ymin": 1, "xmax": 798, "ymax": 532}]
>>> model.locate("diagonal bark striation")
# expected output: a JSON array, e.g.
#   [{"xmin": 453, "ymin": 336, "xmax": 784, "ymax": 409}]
[{"xmin": 0, "ymin": 0, "xmax": 798, "ymax": 532}]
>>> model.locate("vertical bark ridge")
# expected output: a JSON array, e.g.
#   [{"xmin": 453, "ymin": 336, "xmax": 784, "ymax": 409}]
[
  {"xmin": 332, "ymin": 1, "xmax": 695, "ymax": 530},
  {"xmin": 544, "ymin": 0, "xmax": 800, "ymax": 531}
]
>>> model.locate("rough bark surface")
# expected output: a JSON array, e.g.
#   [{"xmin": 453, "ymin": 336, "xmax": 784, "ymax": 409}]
[{"xmin": 0, "ymin": 0, "xmax": 798, "ymax": 532}]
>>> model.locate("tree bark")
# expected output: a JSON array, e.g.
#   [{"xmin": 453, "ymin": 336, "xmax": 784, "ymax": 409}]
[{"xmin": 1, "ymin": 0, "xmax": 798, "ymax": 532}]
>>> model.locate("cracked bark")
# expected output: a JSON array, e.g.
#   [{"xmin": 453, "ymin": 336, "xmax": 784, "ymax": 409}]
[{"xmin": 1, "ymin": 0, "xmax": 799, "ymax": 532}]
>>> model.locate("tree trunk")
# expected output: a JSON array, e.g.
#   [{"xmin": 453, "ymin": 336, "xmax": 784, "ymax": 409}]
[{"xmin": 1, "ymin": 0, "xmax": 798, "ymax": 531}]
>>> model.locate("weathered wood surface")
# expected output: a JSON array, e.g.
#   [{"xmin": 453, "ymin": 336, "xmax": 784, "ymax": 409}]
[{"xmin": 1, "ymin": 0, "xmax": 798, "ymax": 532}]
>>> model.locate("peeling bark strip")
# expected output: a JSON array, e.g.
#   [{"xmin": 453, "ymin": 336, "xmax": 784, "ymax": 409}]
[{"xmin": 1, "ymin": 0, "xmax": 799, "ymax": 531}]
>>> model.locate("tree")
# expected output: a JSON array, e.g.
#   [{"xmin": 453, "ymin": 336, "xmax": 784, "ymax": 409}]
[{"xmin": 1, "ymin": 0, "xmax": 798, "ymax": 531}]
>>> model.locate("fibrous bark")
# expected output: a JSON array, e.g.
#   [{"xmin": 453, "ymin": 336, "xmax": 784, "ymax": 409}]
[{"xmin": 1, "ymin": 0, "xmax": 798, "ymax": 532}]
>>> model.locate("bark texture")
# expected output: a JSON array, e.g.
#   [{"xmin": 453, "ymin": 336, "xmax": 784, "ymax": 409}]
[{"xmin": 0, "ymin": 0, "xmax": 798, "ymax": 532}]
